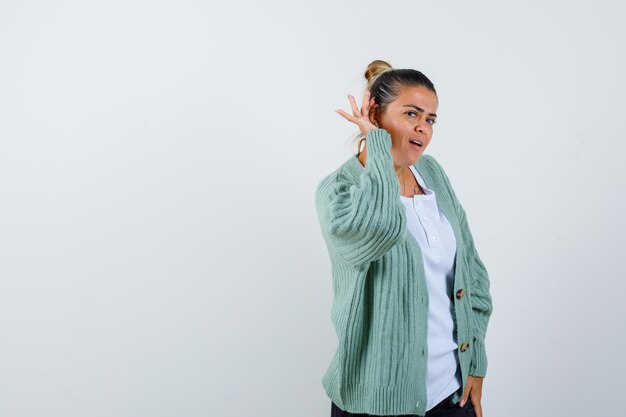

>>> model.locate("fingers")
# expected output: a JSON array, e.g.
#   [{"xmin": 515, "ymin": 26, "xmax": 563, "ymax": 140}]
[
  {"xmin": 335, "ymin": 92, "xmax": 377, "ymax": 133},
  {"xmin": 459, "ymin": 380, "xmax": 471, "ymax": 407},
  {"xmin": 459, "ymin": 392, "xmax": 469, "ymax": 408},
  {"xmin": 361, "ymin": 90, "xmax": 371, "ymax": 113},
  {"xmin": 334, "ymin": 108, "xmax": 356, "ymax": 124},
  {"xmin": 362, "ymin": 90, "xmax": 377, "ymax": 117},
  {"xmin": 334, "ymin": 94, "xmax": 364, "ymax": 122},
  {"xmin": 472, "ymin": 397, "xmax": 483, "ymax": 417},
  {"xmin": 348, "ymin": 94, "xmax": 360, "ymax": 116},
  {"xmin": 461, "ymin": 376, "xmax": 484, "ymax": 416}
]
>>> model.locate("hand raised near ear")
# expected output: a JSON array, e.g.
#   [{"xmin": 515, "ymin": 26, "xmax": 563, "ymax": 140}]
[{"xmin": 335, "ymin": 90, "xmax": 378, "ymax": 137}]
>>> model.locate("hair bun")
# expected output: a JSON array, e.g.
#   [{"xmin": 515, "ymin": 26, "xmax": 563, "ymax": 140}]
[{"xmin": 364, "ymin": 59, "xmax": 393, "ymax": 85}]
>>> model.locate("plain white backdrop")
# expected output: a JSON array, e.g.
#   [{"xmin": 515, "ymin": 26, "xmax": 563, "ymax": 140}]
[{"xmin": 1, "ymin": 1, "xmax": 625, "ymax": 416}]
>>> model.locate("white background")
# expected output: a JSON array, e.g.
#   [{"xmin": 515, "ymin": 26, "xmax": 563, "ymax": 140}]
[{"xmin": 1, "ymin": 1, "xmax": 625, "ymax": 416}]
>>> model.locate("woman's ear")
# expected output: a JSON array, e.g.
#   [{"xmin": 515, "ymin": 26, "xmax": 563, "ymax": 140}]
[{"xmin": 369, "ymin": 104, "xmax": 380, "ymax": 127}]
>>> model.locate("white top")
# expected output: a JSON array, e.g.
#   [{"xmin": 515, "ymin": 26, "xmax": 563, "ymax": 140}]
[{"xmin": 400, "ymin": 165, "xmax": 462, "ymax": 411}]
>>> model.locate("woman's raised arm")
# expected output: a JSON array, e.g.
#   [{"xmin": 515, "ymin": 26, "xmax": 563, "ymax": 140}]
[{"xmin": 315, "ymin": 127, "xmax": 406, "ymax": 269}]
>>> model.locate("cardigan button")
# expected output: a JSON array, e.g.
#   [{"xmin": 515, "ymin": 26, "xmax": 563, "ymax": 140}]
[
  {"xmin": 456, "ymin": 289, "xmax": 465, "ymax": 300},
  {"xmin": 460, "ymin": 342, "xmax": 470, "ymax": 352}
]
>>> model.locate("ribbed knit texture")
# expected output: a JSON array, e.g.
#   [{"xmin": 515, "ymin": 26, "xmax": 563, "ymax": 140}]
[{"xmin": 315, "ymin": 128, "xmax": 493, "ymax": 416}]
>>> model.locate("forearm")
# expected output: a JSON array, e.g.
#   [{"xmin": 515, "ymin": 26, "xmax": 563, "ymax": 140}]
[{"xmin": 316, "ymin": 128, "xmax": 406, "ymax": 269}]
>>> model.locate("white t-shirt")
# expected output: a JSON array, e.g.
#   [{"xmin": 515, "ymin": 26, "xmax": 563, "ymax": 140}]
[{"xmin": 399, "ymin": 165, "xmax": 462, "ymax": 411}]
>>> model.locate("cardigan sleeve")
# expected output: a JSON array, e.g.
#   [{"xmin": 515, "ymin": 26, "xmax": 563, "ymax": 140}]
[
  {"xmin": 315, "ymin": 128, "xmax": 407, "ymax": 270},
  {"xmin": 428, "ymin": 156, "xmax": 493, "ymax": 377}
]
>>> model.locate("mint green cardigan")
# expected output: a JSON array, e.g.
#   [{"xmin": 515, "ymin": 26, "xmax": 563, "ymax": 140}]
[{"xmin": 315, "ymin": 128, "xmax": 493, "ymax": 416}]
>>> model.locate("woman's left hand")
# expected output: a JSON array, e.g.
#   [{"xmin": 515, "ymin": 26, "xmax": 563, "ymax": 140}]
[{"xmin": 460, "ymin": 375, "xmax": 484, "ymax": 417}]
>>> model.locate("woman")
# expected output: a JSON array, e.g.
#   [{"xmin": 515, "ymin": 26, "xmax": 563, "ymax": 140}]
[{"xmin": 315, "ymin": 60, "xmax": 493, "ymax": 417}]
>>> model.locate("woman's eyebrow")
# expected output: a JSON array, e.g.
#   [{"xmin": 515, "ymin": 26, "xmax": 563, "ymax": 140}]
[{"xmin": 403, "ymin": 104, "xmax": 437, "ymax": 118}]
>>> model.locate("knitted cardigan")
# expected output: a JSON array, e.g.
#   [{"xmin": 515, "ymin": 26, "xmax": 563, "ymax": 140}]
[{"xmin": 315, "ymin": 128, "xmax": 493, "ymax": 416}]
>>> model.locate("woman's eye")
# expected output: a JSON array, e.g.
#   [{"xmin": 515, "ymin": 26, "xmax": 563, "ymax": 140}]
[{"xmin": 405, "ymin": 112, "xmax": 436, "ymax": 125}]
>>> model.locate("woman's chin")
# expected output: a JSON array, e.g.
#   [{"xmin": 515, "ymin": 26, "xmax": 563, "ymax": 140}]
[{"xmin": 408, "ymin": 151, "xmax": 423, "ymax": 165}]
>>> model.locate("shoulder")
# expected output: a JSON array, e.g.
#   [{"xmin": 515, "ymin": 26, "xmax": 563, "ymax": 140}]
[
  {"xmin": 315, "ymin": 170, "xmax": 337, "ymax": 203},
  {"xmin": 315, "ymin": 165, "xmax": 346, "ymax": 212},
  {"xmin": 315, "ymin": 158, "xmax": 359, "ymax": 202}
]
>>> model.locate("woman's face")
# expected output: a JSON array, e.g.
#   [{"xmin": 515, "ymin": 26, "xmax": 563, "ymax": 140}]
[{"xmin": 372, "ymin": 85, "xmax": 438, "ymax": 166}]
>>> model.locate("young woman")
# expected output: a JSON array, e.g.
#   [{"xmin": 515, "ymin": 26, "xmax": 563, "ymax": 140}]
[{"xmin": 315, "ymin": 60, "xmax": 494, "ymax": 417}]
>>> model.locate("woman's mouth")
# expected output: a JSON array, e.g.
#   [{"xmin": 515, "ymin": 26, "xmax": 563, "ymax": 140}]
[{"xmin": 409, "ymin": 139, "xmax": 423, "ymax": 148}]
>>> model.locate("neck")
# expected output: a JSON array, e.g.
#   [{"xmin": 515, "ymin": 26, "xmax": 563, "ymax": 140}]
[
  {"xmin": 393, "ymin": 164, "xmax": 405, "ymax": 178},
  {"xmin": 394, "ymin": 164, "xmax": 405, "ymax": 181}
]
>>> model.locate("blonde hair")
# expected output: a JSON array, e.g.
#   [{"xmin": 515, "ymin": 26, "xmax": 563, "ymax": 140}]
[{"xmin": 364, "ymin": 59, "xmax": 394, "ymax": 91}]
